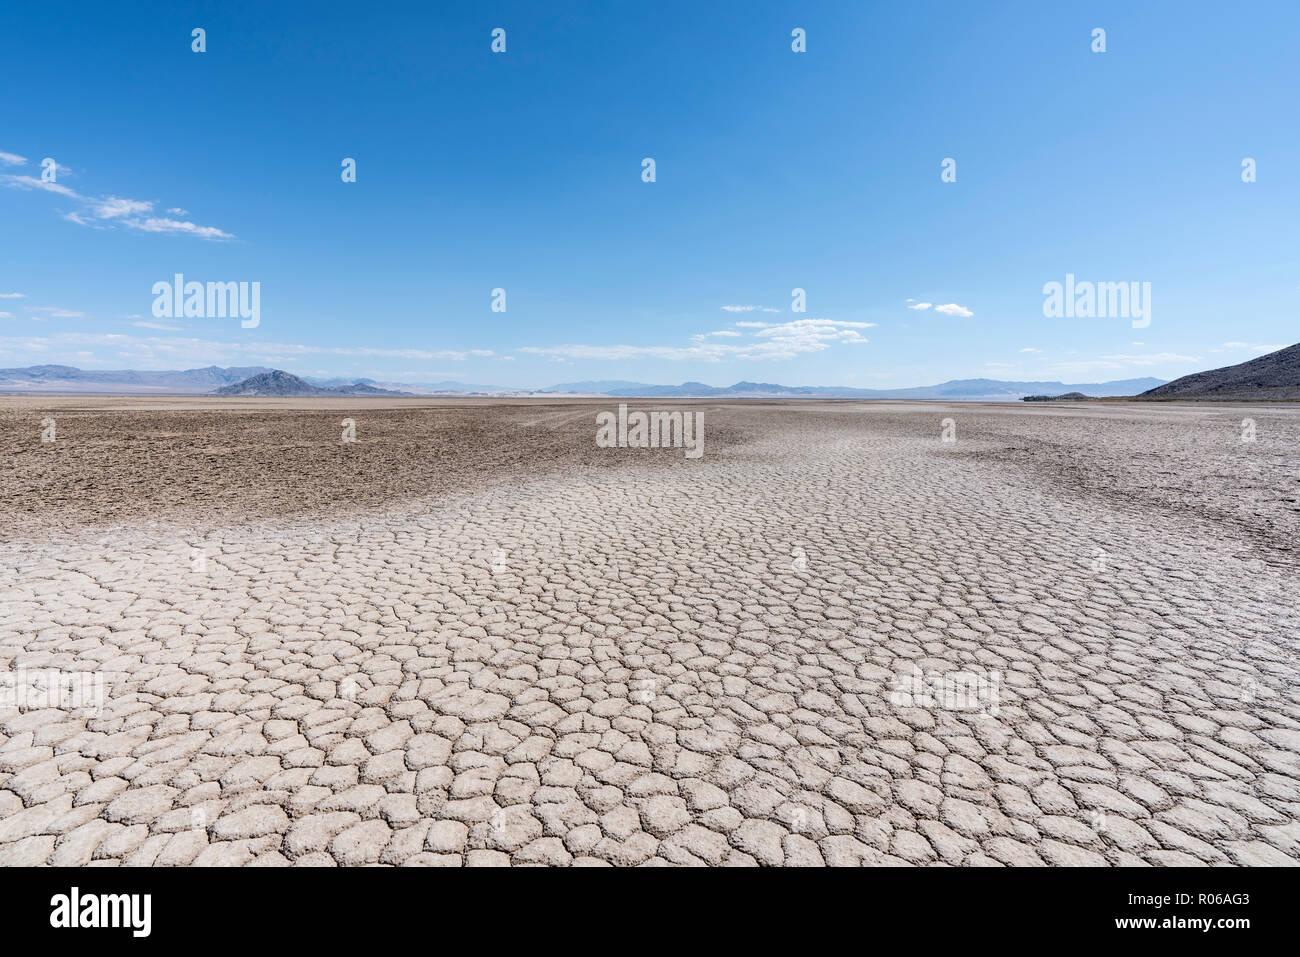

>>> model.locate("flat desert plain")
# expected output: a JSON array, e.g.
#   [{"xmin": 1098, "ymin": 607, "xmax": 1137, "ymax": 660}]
[{"xmin": 1, "ymin": 397, "xmax": 1298, "ymax": 866}]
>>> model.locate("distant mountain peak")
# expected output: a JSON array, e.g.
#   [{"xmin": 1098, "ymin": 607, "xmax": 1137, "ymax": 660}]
[
  {"xmin": 214, "ymin": 370, "xmax": 411, "ymax": 397},
  {"xmin": 0, "ymin": 363, "xmax": 1170, "ymax": 400},
  {"xmin": 581, "ymin": 377, "xmax": 1167, "ymax": 399},
  {"xmin": 215, "ymin": 370, "xmax": 318, "ymax": 396}
]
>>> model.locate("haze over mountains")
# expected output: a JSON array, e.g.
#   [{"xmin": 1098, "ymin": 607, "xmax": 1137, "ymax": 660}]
[
  {"xmin": 0, "ymin": 364, "xmax": 1167, "ymax": 399},
  {"xmin": 0, "ymin": 364, "xmax": 274, "ymax": 393},
  {"xmin": 547, "ymin": 378, "xmax": 1166, "ymax": 399},
  {"xmin": 0, "ymin": 364, "xmax": 485, "ymax": 396},
  {"xmin": 3, "ymin": 343, "xmax": 1298, "ymax": 399}
]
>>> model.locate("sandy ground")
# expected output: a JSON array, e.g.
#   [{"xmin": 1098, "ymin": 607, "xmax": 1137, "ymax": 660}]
[{"xmin": 1, "ymin": 398, "xmax": 1298, "ymax": 866}]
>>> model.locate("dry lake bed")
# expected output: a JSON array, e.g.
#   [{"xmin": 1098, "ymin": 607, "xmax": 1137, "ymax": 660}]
[{"xmin": 1, "ymin": 397, "xmax": 1297, "ymax": 866}]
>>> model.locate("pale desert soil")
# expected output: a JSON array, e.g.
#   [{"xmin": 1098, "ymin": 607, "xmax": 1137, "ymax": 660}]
[{"xmin": 0, "ymin": 399, "xmax": 1297, "ymax": 866}]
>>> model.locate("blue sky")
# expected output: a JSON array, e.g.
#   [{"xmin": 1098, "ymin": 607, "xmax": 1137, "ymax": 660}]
[{"xmin": 2, "ymin": 0, "xmax": 1296, "ymax": 388}]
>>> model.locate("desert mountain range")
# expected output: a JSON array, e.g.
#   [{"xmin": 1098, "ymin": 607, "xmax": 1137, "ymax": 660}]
[{"xmin": 3, "ymin": 343, "xmax": 1297, "ymax": 399}]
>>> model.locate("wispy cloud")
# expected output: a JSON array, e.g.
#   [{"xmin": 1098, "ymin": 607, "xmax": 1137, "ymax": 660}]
[
  {"xmin": 906, "ymin": 299, "xmax": 973, "ymax": 317},
  {"xmin": 130, "ymin": 320, "xmax": 183, "ymax": 331},
  {"xmin": 0, "ymin": 151, "xmax": 27, "ymax": 167},
  {"xmin": 26, "ymin": 306, "xmax": 86, "ymax": 318},
  {"xmin": 1, "ymin": 166, "xmax": 234, "ymax": 240},
  {"xmin": 721, "ymin": 304, "xmax": 780, "ymax": 313},
  {"xmin": 1019, "ymin": 347, "xmax": 1042, "ymax": 353},
  {"xmin": 2, "ymin": 174, "xmax": 78, "ymax": 198},
  {"xmin": 89, "ymin": 196, "xmax": 154, "ymax": 219},
  {"xmin": 0, "ymin": 332, "xmax": 496, "ymax": 366},
  {"xmin": 1046, "ymin": 352, "xmax": 1202, "ymax": 375},
  {"xmin": 691, "ymin": 330, "xmax": 743, "ymax": 341},
  {"xmin": 127, "ymin": 217, "xmax": 234, "ymax": 240},
  {"xmin": 268, "ymin": 343, "xmax": 494, "ymax": 361},
  {"xmin": 0, "ymin": 293, "xmax": 25, "ymax": 299},
  {"xmin": 1098, "ymin": 352, "xmax": 1202, "ymax": 365},
  {"xmin": 1212, "ymin": 341, "xmax": 1285, "ymax": 354},
  {"xmin": 521, "ymin": 318, "xmax": 872, "ymax": 362}
]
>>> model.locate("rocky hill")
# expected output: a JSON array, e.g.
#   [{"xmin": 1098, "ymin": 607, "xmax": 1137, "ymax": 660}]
[
  {"xmin": 1022, "ymin": 391, "xmax": 1089, "ymax": 402},
  {"xmin": 1141, "ymin": 343, "xmax": 1300, "ymax": 400},
  {"xmin": 214, "ymin": 370, "xmax": 411, "ymax": 397}
]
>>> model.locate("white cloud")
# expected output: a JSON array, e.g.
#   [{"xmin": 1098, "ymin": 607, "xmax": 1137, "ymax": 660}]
[
  {"xmin": 2, "ymin": 170, "xmax": 233, "ymax": 240},
  {"xmin": 691, "ymin": 330, "xmax": 743, "ymax": 341},
  {"xmin": 294, "ymin": 344, "xmax": 493, "ymax": 361},
  {"xmin": 131, "ymin": 320, "xmax": 183, "ymax": 331},
  {"xmin": 521, "ymin": 318, "xmax": 873, "ymax": 362},
  {"xmin": 904, "ymin": 299, "xmax": 973, "ymax": 317},
  {"xmin": 1214, "ymin": 341, "xmax": 1285, "ymax": 353},
  {"xmin": 1047, "ymin": 353, "xmax": 1202, "ymax": 375},
  {"xmin": 0, "ymin": 332, "xmax": 496, "ymax": 366},
  {"xmin": 1019, "ymin": 347, "xmax": 1042, "ymax": 353},
  {"xmin": 0, "ymin": 151, "xmax": 26, "ymax": 167},
  {"xmin": 752, "ymin": 318, "xmax": 872, "ymax": 338},
  {"xmin": 26, "ymin": 306, "xmax": 86, "ymax": 318},
  {"xmin": 721, "ymin": 305, "xmax": 757, "ymax": 312},
  {"xmin": 61, "ymin": 211, "xmax": 99, "ymax": 228},
  {"xmin": 0, "ymin": 312, "xmax": 14, "ymax": 320},
  {"xmin": 1099, "ymin": 352, "xmax": 1202, "ymax": 365},
  {"xmin": 0, "ymin": 293, "xmax": 25, "ymax": 299},
  {"xmin": 1, "ymin": 174, "xmax": 79, "ymax": 198},
  {"xmin": 90, "ymin": 196, "xmax": 154, "ymax": 219},
  {"xmin": 122, "ymin": 216, "xmax": 234, "ymax": 240}
]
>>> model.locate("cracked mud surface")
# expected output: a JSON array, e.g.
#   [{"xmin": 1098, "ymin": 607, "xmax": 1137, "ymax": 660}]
[{"xmin": 2, "ymin": 399, "xmax": 1298, "ymax": 866}]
